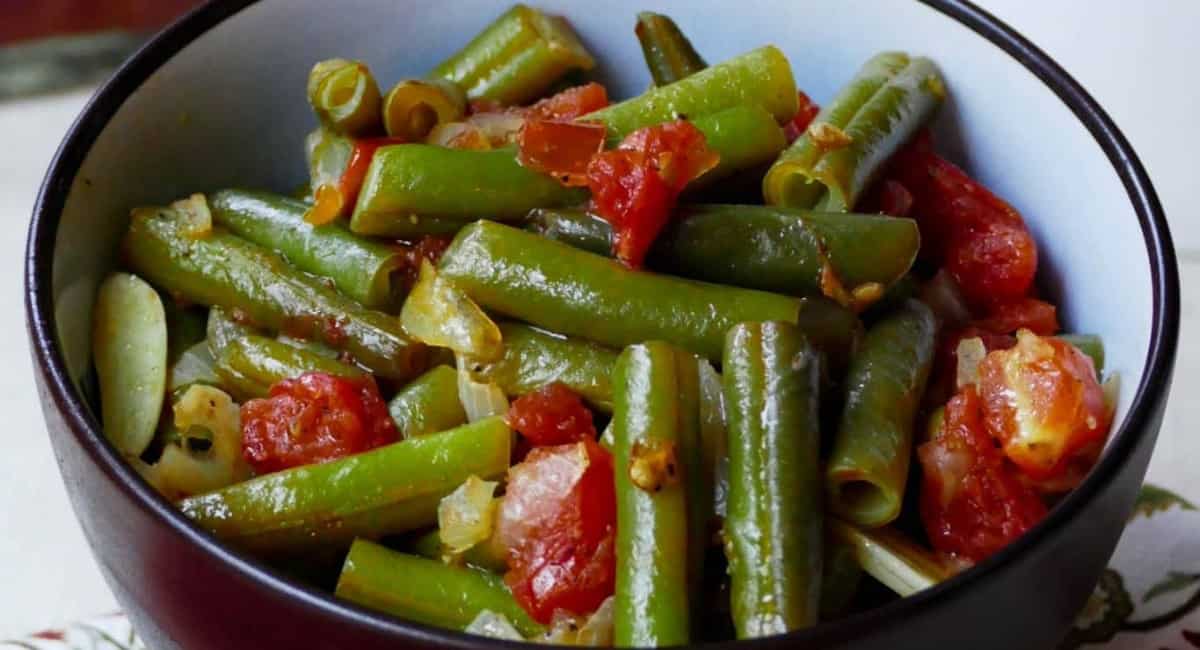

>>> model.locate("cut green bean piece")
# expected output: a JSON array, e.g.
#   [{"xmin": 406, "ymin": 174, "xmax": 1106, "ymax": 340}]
[
  {"xmin": 307, "ymin": 59, "xmax": 383, "ymax": 137},
  {"xmin": 124, "ymin": 206, "xmax": 426, "ymax": 380},
  {"xmin": 691, "ymin": 106, "xmax": 788, "ymax": 186},
  {"xmin": 205, "ymin": 306, "xmax": 255, "ymax": 357},
  {"xmin": 524, "ymin": 208, "xmax": 613, "ymax": 256},
  {"xmin": 431, "ymin": 4, "xmax": 595, "ymax": 106},
  {"xmin": 336, "ymin": 539, "xmax": 542, "ymax": 637},
  {"xmin": 583, "ymin": 46, "xmax": 798, "ymax": 143},
  {"xmin": 383, "ymin": 78, "xmax": 467, "ymax": 141},
  {"xmin": 829, "ymin": 519, "xmax": 950, "ymax": 596},
  {"xmin": 472, "ymin": 322, "xmax": 618, "ymax": 412},
  {"xmin": 350, "ymin": 145, "xmax": 587, "ymax": 237},
  {"xmin": 180, "ymin": 417, "xmax": 511, "ymax": 552},
  {"xmin": 214, "ymin": 334, "xmax": 366, "ymax": 401},
  {"xmin": 612, "ymin": 342, "xmax": 702, "ymax": 647},
  {"xmin": 92, "ymin": 272, "xmax": 168, "ymax": 457},
  {"xmin": 388, "ymin": 365, "xmax": 468, "ymax": 438},
  {"xmin": 763, "ymin": 54, "xmax": 940, "ymax": 211},
  {"xmin": 723, "ymin": 322, "xmax": 823, "ymax": 637},
  {"xmin": 1058, "ymin": 334, "xmax": 1104, "ymax": 374},
  {"xmin": 635, "ymin": 12, "xmax": 707, "ymax": 86},
  {"xmin": 827, "ymin": 300, "xmax": 936, "ymax": 527},
  {"xmin": 209, "ymin": 189, "xmax": 406, "ymax": 309},
  {"xmin": 410, "ymin": 527, "xmax": 509, "ymax": 574},
  {"xmin": 439, "ymin": 221, "xmax": 802, "ymax": 362}
]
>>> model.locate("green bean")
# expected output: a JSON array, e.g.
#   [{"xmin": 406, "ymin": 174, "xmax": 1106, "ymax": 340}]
[
  {"xmin": 304, "ymin": 128, "xmax": 353, "ymax": 195},
  {"xmin": 635, "ymin": 12, "xmax": 707, "ymax": 86},
  {"xmin": 765, "ymin": 53, "xmax": 943, "ymax": 210},
  {"xmin": 438, "ymin": 221, "xmax": 801, "ymax": 362},
  {"xmin": 863, "ymin": 272, "xmax": 920, "ymax": 324},
  {"xmin": 409, "ymin": 527, "xmax": 509, "ymax": 574},
  {"xmin": 205, "ymin": 306, "xmax": 254, "ymax": 357},
  {"xmin": 123, "ymin": 206, "xmax": 426, "ymax": 380},
  {"xmin": 180, "ymin": 417, "xmax": 511, "ymax": 552},
  {"xmin": 472, "ymin": 322, "xmax": 618, "ymax": 412},
  {"xmin": 828, "ymin": 519, "xmax": 950, "ymax": 596},
  {"xmin": 612, "ymin": 342, "xmax": 702, "ymax": 647},
  {"xmin": 692, "ymin": 106, "xmax": 788, "ymax": 186},
  {"xmin": 524, "ymin": 206, "xmax": 916, "ymax": 300},
  {"xmin": 723, "ymin": 322, "xmax": 823, "ymax": 637},
  {"xmin": 583, "ymin": 46, "xmax": 798, "ymax": 143},
  {"xmin": 214, "ymin": 334, "xmax": 366, "ymax": 401},
  {"xmin": 307, "ymin": 59, "xmax": 383, "ymax": 137},
  {"xmin": 349, "ymin": 145, "xmax": 587, "ymax": 237},
  {"xmin": 388, "ymin": 365, "xmax": 468, "ymax": 438},
  {"xmin": 92, "ymin": 273, "xmax": 168, "ymax": 457},
  {"xmin": 382, "ymin": 78, "xmax": 467, "ymax": 141},
  {"xmin": 827, "ymin": 300, "xmax": 936, "ymax": 527},
  {"xmin": 1058, "ymin": 334, "xmax": 1105, "ymax": 374},
  {"xmin": 209, "ymin": 189, "xmax": 406, "ymax": 309},
  {"xmin": 820, "ymin": 537, "xmax": 863, "ymax": 619},
  {"xmin": 431, "ymin": 4, "xmax": 595, "ymax": 106},
  {"xmin": 336, "ymin": 539, "xmax": 542, "ymax": 637}
]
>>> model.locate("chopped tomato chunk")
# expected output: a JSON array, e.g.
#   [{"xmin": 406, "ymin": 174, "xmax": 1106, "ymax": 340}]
[
  {"xmin": 884, "ymin": 130, "xmax": 1037, "ymax": 306},
  {"xmin": 587, "ymin": 120, "xmax": 717, "ymax": 267},
  {"xmin": 241, "ymin": 372, "xmax": 398, "ymax": 474},
  {"xmin": 862, "ymin": 179, "xmax": 914, "ymax": 218},
  {"xmin": 507, "ymin": 382, "xmax": 597, "ymax": 447},
  {"xmin": 517, "ymin": 120, "xmax": 607, "ymax": 186},
  {"xmin": 977, "ymin": 329, "xmax": 1110, "ymax": 483},
  {"xmin": 918, "ymin": 386, "xmax": 1047, "ymax": 562},
  {"xmin": 338, "ymin": 136, "xmax": 408, "ymax": 209},
  {"xmin": 974, "ymin": 298, "xmax": 1059, "ymax": 336},
  {"xmin": 783, "ymin": 90, "xmax": 821, "ymax": 143},
  {"xmin": 497, "ymin": 439, "xmax": 617, "ymax": 623},
  {"xmin": 528, "ymin": 82, "xmax": 609, "ymax": 120}
]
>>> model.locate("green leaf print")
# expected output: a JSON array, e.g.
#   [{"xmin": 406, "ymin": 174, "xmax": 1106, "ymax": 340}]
[
  {"xmin": 1144, "ymin": 572, "xmax": 1200, "ymax": 604},
  {"xmin": 1132, "ymin": 484, "xmax": 1197, "ymax": 521}
]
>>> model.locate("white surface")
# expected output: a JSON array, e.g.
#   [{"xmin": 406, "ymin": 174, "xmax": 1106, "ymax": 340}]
[{"xmin": 0, "ymin": 0, "xmax": 1196, "ymax": 639}]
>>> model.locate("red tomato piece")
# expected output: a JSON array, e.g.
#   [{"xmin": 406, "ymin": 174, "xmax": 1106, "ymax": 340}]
[
  {"xmin": 918, "ymin": 386, "xmax": 1047, "ymax": 563},
  {"xmin": 946, "ymin": 220, "xmax": 1038, "ymax": 307},
  {"xmin": 974, "ymin": 298, "xmax": 1059, "ymax": 336},
  {"xmin": 338, "ymin": 136, "xmax": 408, "ymax": 209},
  {"xmin": 517, "ymin": 120, "xmax": 607, "ymax": 187},
  {"xmin": 497, "ymin": 439, "xmax": 617, "ymax": 623},
  {"xmin": 507, "ymin": 382, "xmax": 597, "ymax": 447},
  {"xmin": 240, "ymin": 372, "xmax": 398, "ymax": 474},
  {"xmin": 977, "ymin": 329, "xmax": 1110, "ymax": 483},
  {"xmin": 587, "ymin": 121, "xmax": 716, "ymax": 267},
  {"xmin": 528, "ymin": 82, "xmax": 609, "ymax": 120},
  {"xmin": 783, "ymin": 90, "xmax": 821, "ymax": 143}
]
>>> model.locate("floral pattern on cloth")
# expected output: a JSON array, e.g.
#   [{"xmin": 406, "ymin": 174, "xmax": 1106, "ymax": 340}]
[{"xmin": 3, "ymin": 484, "xmax": 1197, "ymax": 650}]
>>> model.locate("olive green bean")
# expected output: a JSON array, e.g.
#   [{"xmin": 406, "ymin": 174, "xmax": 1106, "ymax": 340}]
[
  {"xmin": 471, "ymin": 322, "xmax": 618, "ymax": 412},
  {"xmin": 214, "ymin": 334, "xmax": 366, "ymax": 401},
  {"xmin": 409, "ymin": 527, "xmax": 509, "ymax": 574},
  {"xmin": 383, "ymin": 78, "xmax": 467, "ymax": 140},
  {"xmin": 635, "ymin": 12, "xmax": 707, "ymax": 86},
  {"xmin": 307, "ymin": 58, "xmax": 383, "ymax": 137},
  {"xmin": 388, "ymin": 365, "xmax": 468, "ymax": 438}
]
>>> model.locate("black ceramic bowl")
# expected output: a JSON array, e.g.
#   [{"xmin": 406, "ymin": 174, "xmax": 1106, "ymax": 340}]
[{"xmin": 25, "ymin": 1, "xmax": 1178, "ymax": 648}]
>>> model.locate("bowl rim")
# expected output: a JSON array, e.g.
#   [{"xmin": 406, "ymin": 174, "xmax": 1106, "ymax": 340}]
[{"xmin": 24, "ymin": 0, "xmax": 1180, "ymax": 647}]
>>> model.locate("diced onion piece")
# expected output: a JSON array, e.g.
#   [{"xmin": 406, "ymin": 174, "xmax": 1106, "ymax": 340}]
[
  {"xmin": 401, "ymin": 260, "xmax": 503, "ymax": 362},
  {"xmin": 829, "ymin": 519, "xmax": 951, "ymax": 597},
  {"xmin": 467, "ymin": 111, "xmax": 528, "ymax": 147},
  {"xmin": 697, "ymin": 358, "xmax": 728, "ymax": 519},
  {"xmin": 465, "ymin": 610, "xmax": 525, "ymax": 641},
  {"xmin": 438, "ymin": 475, "xmax": 499, "ymax": 554},
  {"xmin": 142, "ymin": 385, "xmax": 250, "ymax": 500},
  {"xmin": 539, "ymin": 596, "xmax": 615, "ymax": 646},
  {"xmin": 426, "ymin": 122, "xmax": 492, "ymax": 150},
  {"xmin": 955, "ymin": 337, "xmax": 988, "ymax": 389},
  {"xmin": 171, "ymin": 193, "xmax": 213, "ymax": 238},
  {"xmin": 598, "ymin": 421, "xmax": 615, "ymax": 451},
  {"xmin": 457, "ymin": 353, "xmax": 510, "ymax": 422},
  {"xmin": 921, "ymin": 269, "xmax": 972, "ymax": 328}
]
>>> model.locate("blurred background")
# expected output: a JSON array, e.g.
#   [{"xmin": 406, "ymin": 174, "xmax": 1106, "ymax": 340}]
[{"xmin": 0, "ymin": 0, "xmax": 1195, "ymax": 644}]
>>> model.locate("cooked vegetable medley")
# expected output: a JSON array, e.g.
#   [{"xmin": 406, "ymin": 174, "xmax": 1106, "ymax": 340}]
[{"xmin": 90, "ymin": 6, "xmax": 1115, "ymax": 645}]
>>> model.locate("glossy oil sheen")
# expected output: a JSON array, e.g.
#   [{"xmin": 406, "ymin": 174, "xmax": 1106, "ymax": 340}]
[{"xmin": 25, "ymin": 1, "xmax": 1176, "ymax": 649}]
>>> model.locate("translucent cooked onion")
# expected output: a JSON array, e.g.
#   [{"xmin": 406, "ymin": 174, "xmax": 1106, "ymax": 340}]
[
  {"xmin": 438, "ymin": 475, "xmax": 499, "ymax": 554},
  {"xmin": 400, "ymin": 260, "xmax": 503, "ymax": 362},
  {"xmin": 457, "ymin": 353, "xmax": 510, "ymax": 422}
]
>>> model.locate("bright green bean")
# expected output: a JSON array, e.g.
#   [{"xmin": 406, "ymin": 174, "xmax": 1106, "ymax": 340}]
[
  {"xmin": 388, "ymin": 365, "xmax": 468, "ymax": 438},
  {"xmin": 214, "ymin": 334, "xmax": 365, "ymax": 401}
]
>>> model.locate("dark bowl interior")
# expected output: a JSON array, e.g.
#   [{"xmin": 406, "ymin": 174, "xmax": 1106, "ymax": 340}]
[{"xmin": 25, "ymin": 1, "xmax": 1179, "ymax": 648}]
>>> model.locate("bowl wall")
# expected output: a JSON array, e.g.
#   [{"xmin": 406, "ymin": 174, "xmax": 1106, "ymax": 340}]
[{"xmin": 27, "ymin": 1, "xmax": 1177, "ymax": 649}]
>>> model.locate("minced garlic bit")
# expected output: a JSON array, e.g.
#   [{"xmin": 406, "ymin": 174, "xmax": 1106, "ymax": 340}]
[
  {"xmin": 171, "ymin": 193, "xmax": 213, "ymax": 239},
  {"xmin": 629, "ymin": 439, "xmax": 680, "ymax": 492},
  {"xmin": 808, "ymin": 121, "xmax": 853, "ymax": 150}
]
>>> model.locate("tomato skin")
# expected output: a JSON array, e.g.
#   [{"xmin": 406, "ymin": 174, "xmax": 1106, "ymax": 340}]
[
  {"xmin": 497, "ymin": 439, "xmax": 617, "ymax": 622},
  {"xmin": 507, "ymin": 382, "xmax": 597, "ymax": 447},
  {"xmin": 783, "ymin": 90, "xmax": 821, "ymax": 143},
  {"xmin": 918, "ymin": 386, "xmax": 1047, "ymax": 562},
  {"xmin": 977, "ymin": 330, "xmax": 1110, "ymax": 483},
  {"xmin": 517, "ymin": 120, "xmax": 607, "ymax": 186},
  {"xmin": 975, "ymin": 298, "xmax": 1059, "ymax": 336},
  {"xmin": 241, "ymin": 372, "xmax": 398, "ymax": 474},
  {"xmin": 338, "ymin": 137, "xmax": 408, "ymax": 209},
  {"xmin": 587, "ymin": 120, "xmax": 716, "ymax": 267},
  {"xmin": 946, "ymin": 220, "xmax": 1038, "ymax": 307},
  {"xmin": 528, "ymin": 82, "xmax": 609, "ymax": 120}
]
